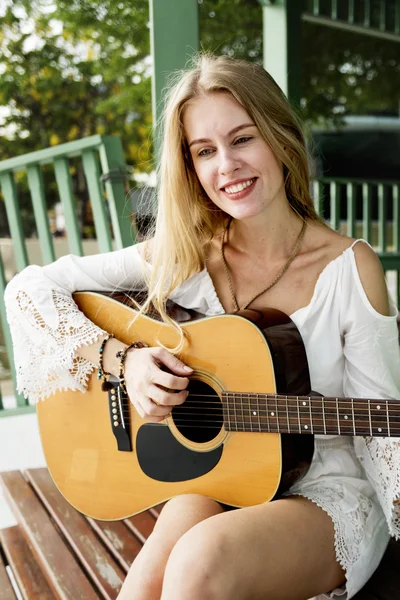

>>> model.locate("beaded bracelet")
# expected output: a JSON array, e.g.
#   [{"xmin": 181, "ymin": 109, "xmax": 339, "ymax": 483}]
[
  {"xmin": 116, "ymin": 341, "xmax": 147, "ymax": 393},
  {"xmin": 98, "ymin": 333, "xmax": 115, "ymax": 392}
]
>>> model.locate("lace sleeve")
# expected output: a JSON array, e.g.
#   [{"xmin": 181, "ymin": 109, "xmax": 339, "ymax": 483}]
[
  {"xmin": 340, "ymin": 246, "xmax": 400, "ymax": 539},
  {"xmin": 4, "ymin": 245, "xmax": 147, "ymax": 403}
]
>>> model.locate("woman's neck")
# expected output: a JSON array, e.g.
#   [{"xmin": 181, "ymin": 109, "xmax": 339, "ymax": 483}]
[{"xmin": 227, "ymin": 208, "xmax": 305, "ymax": 263}]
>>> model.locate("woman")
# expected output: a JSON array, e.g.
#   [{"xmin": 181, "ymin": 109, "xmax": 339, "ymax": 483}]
[{"xmin": 4, "ymin": 54, "xmax": 400, "ymax": 600}]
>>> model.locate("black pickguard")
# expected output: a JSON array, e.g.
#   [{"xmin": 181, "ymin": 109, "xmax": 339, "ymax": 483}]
[{"xmin": 137, "ymin": 424, "xmax": 223, "ymax": 482}]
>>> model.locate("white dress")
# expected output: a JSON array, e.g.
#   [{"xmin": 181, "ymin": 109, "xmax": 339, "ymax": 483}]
[{"xmin": 4, "ymin": 240, "xmax": 400, "ymax": 599}]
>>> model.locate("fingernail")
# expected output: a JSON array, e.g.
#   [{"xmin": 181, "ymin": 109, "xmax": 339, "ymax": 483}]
[{"xmin": 183, "ymin": 365, "xmax": 193, "ymax": 372}]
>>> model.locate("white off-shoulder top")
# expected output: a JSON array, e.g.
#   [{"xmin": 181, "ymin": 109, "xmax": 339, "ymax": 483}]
[{"xmin": 4, "ymin": 240, "xmax": 400, "ymax": 599}]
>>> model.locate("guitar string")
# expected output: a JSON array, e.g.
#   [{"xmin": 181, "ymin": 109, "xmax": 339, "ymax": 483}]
[
  {"xmin": 108, "ymin": 420, "xmax": 399, "ymax": 434},
  {"xmin": 112, "ymin": 407, "xmax": 399, "ymax": 422},
  {"xmin": 113, "ymin": 403, "xmax": 400, "ymax": 414},
  {"xmin": 108, "ymin": 391, "xmax": 399, "ymax": 406},
  {"xmin": 112, "ymin": 399, "xmax": 400, "ymax": 414},
  {"xmin": 112, "ymin": 417, "xmax": 397, "ymax": 429}
]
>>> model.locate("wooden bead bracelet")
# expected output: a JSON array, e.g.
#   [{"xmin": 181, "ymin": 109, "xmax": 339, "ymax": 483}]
[{"xmin": 116, "ymin": 341, "xmax": 147, "ymax": 393}]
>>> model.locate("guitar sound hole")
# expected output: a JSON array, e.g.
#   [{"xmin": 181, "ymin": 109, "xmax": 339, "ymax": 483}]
[{"xmin": 172, "ymin": 380, "xmax": 223, "ymax": 443}]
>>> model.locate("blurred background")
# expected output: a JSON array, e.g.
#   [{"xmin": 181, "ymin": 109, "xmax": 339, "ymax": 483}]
[{"xmin": 0, "ymin": 0, "xmax": 399, "ymax": 403}]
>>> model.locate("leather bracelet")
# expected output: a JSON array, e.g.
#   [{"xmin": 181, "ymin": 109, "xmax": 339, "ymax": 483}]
[
  {"xmin": 98, "ymin": 334, "xmax": 115, "ymax": 392},
  {"xmin": 116, "ymin": 341, "xmax": 147, "ymax": 393}
]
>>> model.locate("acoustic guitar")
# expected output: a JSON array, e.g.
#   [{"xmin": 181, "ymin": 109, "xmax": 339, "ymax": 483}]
[{"xmin": 36, "ymin": 291, "xmax": 400, "ymax": 521}]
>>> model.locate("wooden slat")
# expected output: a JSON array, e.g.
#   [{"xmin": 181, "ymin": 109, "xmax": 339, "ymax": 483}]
[
  {"xmin": 0, "ymin": 526, "xmax": 56, "ymax": 599},
  {"xmin": 53, "ymin": 158, "xmax": 83, "ymax": 256},
  {"xmin": 124, "ymin": 512, "xmax": 157, "ymax": 545},
  {"xmin": 25, "ymin": 468, "xmax": 125, "ymax": 599},
  {"xmin": 0, "ymin": 471, "xmax": 99, "ymax": 600},
  {"xmin": 0, "ymin": 541, "xmax": 17, "ymax": 600},
  {"xmin": 149, "ymin": 502, "xmax": 166, "ymax": 519},
  {"xmin": 86, "ymin": 519, "xmax": 143, "ymax": 572}
]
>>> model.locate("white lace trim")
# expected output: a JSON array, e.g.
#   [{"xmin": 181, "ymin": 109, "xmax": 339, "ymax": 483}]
[
  {"xmin": 291, "ymin": 486, "xmax": 372, "ymax": 575},
  {"xmin": 354, "ymin": 437, "xmax": 400, "ymax": 539},
  {"xmin": 7, "ymin": 288, "xmax": 106, "ymax": 402}
]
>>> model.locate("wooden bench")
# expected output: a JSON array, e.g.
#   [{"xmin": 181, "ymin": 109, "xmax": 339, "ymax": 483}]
[
  {"xmin": 1, "ymin": 467, "xmax": 400, "ymax": 599},
  {"xmin": 0, "ymin": 468, "xmax": 163, "ymax": 599}
]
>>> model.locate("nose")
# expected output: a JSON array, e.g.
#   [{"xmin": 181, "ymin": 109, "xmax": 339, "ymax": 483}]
[{"xmin": 218, "ymin": 147, "xmax": 242, "ymax": 176}]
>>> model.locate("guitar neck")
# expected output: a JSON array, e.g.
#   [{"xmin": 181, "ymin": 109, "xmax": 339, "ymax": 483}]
[{"xmin": 222, "ymin": 393, "xmax": 400, "ymax": 437}]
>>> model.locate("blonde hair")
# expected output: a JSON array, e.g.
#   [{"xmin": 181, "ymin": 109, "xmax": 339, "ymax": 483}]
[{"xmin": 141, "ymin": 53, "xmax": 320, "ymax": 347}]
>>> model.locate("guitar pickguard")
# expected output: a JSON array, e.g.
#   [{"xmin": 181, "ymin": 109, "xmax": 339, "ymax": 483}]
[{"xmin": 136, "ymin": 424, "xmax": 223, "ymax": 482}]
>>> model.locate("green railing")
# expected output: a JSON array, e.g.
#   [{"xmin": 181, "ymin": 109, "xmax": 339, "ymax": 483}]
[
  {"xmin": 0, "ymin": 135, "xmax": 136, "ymax": 415},
  {"xmin": 1, "ymin": 166, "xmax": 400, "ymax": 416},
  {"xmin": 313, "ymin": 177, "xmax": 400, "ymax": 302},
  {"xmin": 304, "ymin": 0, "xmax": 400, "ymax": 40}
]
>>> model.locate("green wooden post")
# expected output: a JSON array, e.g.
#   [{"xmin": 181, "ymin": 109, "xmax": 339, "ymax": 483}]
[
  {"xmin": 27, "ymin": 165, "xmax": 56, "ymax": 264},
  {"xmin": 0, "ymin": 252, "xmax": 27, "ymax": 408},
  {"xmin": 54, "ymin": 158, "xmax": 83, "ymax": 256},
  {"xmin": 259, "ymin": 0, "xmax": 302, "ymax": 107},
  {"xmin": 82, "ymin": 150, "xmax": 113, "ymax": 253},
  {"xmin": 149, "ymin": 0, "xmax": 199, "ymax": 157},
  {"xmin": 362, "ymin": 182, "xmax": 372, "ymax": 243},
  {"xmin": 99, "ymin": 137, "xmax": 136, "ymax": 248},
  {"xmin": 378, "ymin": 183, "xmax": 388, "ymax": 251},
  {"xmin": 330, "ymin": 181, "xmax": 341, "ymax": 231},
  {"xmin": 0, "ymin": 173, "xmax": 29, "ymax": 272},
  {"xmin": 347, "ymin": 182, "xmax": 357, "ymax": 238}
]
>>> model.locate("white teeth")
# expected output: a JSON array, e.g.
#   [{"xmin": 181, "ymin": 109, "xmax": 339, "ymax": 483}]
[{"xmin": 224, "ymin": 178, "xmax": 255, "ymax": 194}]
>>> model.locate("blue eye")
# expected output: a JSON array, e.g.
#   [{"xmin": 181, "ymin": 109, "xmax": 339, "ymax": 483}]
[
  {"xmin": 235, "ymin": 136, "xmax": 251, "ymax": 144},
  {"xmin": 198, "ymin": 148, "xmax": 213, "ymax": 157}
]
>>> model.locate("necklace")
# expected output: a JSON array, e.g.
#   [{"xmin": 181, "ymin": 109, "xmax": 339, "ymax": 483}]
[{"xmin": 220, "ymin": 217, "xmax": 307, "ymax": 313}]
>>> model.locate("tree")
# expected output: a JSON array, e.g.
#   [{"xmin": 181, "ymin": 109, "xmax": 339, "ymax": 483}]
[
  {"xmin": 0, "ymin": 0, "xmax": 152, "ymax": 236},
  {"xmin": 198, "ymin": 0, "xmax": 263, "ymax": 63}
]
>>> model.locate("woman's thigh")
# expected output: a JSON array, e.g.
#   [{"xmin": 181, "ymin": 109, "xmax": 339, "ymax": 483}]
[
  {"xmin": 117, "ymin": 494, "xmax": 226, "ymax": 599},
  {"xmin": 161, "ymin": 495, "xmax": 345, "ymax": 600}
]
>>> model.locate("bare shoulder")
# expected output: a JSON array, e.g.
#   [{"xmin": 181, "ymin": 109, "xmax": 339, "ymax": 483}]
[
  {"xmin": 306, "ymin": 225, "xmax": 390, "ymax": 316},
  {"xmin": 351, "ymin": 240, "xmax": 390, "ymax": 316}
]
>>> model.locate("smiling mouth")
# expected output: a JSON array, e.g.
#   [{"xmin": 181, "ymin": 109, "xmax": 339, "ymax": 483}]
[{"xmin": 223, "ymin": 178, "xmax": 257, "ymax": 195}]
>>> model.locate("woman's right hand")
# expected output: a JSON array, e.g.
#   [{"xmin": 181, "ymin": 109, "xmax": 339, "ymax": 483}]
[{"xmin": 123, "ymin": 346, "xmax": 193, "ymax": 422}]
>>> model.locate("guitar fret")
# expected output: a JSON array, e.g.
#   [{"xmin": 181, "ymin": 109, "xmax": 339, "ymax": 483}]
[
  {"xmin": 275, "ymin": 395, "xmax": 280, "ymax": 433},
  {"xmin": 336, "ymin": 398, "xmax": 340, "ymax": 435},
  {"xmin": 240, "ymin": 394, "xmax": 245, "ymax": 431},
  {"xmin": 308, "ymin": 397, "xmax": 313, "ymax": 434},
  {"xmin": 297, "ymin": 397, "xmax": 301, "ymax": 433},
  {"xmin": 386, "ymin": 400, "xmax": 391, "ymax": 436},
  {"xmin": 225, "ymin": 392, "xmax": 231, "ymax": 431},
  {"xmin": 285, "ymin": 395, "xmax": 290, "ymax": 433},
  {"xmin": 265, "ymin": 396, "xmax": 271, "ymax": 432},
  {"xmin": 268, "ymin": 395, "xmax": 278, "ymax": 432},
  {"xmin": 322, "ymin": 396, "xmax": 327, "ymax": 434},
  {"xmin": 256, "ymin": 394, "xmax": 262, "ymax": 432},
  {"xmin": 248, "ymin": 394, "xmax": 253, "ymax": 432},
  {"xmin": 233, "ymin": 393, "xmax": 239, "ymax": 432},
  {"xmin": 368, "ymin": 401, "xmax": 372, "ymax": 436},
  {"xmin": 351, "ymin": 398, "xmax": 356, "ymax": 435},
  {"xmin": 370, "ymin": 400, "xmax": 388, "ymax": 436},
  {"xmin": 337, "ymin": 398, "xmax": 355, "ymax": 434}
]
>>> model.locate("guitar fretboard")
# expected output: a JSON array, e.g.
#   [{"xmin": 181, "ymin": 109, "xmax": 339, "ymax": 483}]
[{"xmin": 221, "ymin": 393, "xmax": 400, "ymax": 437}]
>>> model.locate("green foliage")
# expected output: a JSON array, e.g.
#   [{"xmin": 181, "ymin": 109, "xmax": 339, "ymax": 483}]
[
  {"xmin": 0, "ymin": 0, "xmax": 152, "ymax": 170},
  {"xmin": 198, "ymin": 0, "xmax": 263, "ymax": 62},
  {"xmin": 301, "ymin": 21, "xmax": 400, "ymax": 127},
  {"xmin": 0, "ymin": 0, "xmax": 398, "ymax": 236}
]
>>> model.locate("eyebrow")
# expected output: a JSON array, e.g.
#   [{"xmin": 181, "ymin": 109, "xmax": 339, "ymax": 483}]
[{"xmin": 188, "ymin": 123, "xmax": 256, "ymax": 148}]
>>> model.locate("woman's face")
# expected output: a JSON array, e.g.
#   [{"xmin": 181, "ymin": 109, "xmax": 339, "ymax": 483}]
[{"xmin": 183, "ymin": 92, "xmax": 286, "ymax": 222}]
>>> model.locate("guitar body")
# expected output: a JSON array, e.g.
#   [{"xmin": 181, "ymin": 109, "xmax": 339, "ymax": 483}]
[{"xmin": 37, "ymin": 292, "xmax": 314, "ymax": 520}]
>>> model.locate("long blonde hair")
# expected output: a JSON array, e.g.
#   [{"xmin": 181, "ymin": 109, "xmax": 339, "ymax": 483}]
[{"xmin": 141, "ymin": 53, "xmax": 320, "ymax": 346}]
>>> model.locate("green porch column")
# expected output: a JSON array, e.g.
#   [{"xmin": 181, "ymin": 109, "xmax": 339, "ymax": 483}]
[
  {"xmin": 258, "ymin": 0, "xmax": 302, "ymax": 107},
  {"xmin": 149, "ymin": 0, "xmax": 199, "ymax": 156}
]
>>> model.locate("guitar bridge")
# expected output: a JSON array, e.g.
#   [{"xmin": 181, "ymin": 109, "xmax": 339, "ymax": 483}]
[{"xmin": 107, "ymin": 379, "xmax": 132, "ymax": 452}]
